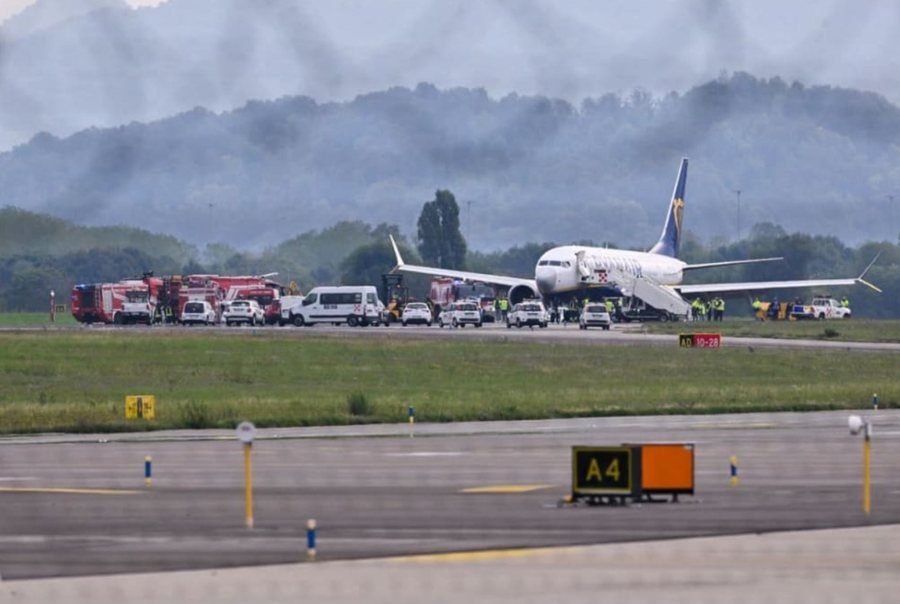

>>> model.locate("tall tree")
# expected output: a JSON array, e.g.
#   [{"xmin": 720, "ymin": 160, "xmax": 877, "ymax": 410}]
[{"xmin": 416, "ymin": 190, "xmax": 467, "ymax": 269}]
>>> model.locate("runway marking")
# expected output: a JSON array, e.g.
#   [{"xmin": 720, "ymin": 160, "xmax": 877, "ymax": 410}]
[
  {"xmin": 460, "ymin": 484, "xmax": 554, "ymax": 494},
  {"xmin": 689, "ymin": 422, "xmax": 776, "ymax": 430},
  {"xmin": 0, "ymin": 486, "xmax": 142, "ymax": 496},
  {"xmin": 385, "ymin": 452, "xmax": 464, "ymax": 457},
  {"xmin": 390, "ymin": 545, "xmax": 582, "ymax": 563}
]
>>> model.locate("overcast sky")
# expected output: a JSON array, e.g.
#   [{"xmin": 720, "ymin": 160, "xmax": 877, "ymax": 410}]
[
  {"xmin": 1, "ymin": 0, "xmax": 899, "ymax": 109},
  {"xmin": 318, "ymin": 0, "xmax": 900, "ymax": 106}
]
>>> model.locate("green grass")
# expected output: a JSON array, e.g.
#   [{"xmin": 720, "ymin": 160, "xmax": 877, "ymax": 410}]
[
  {"xmin": 642, "ymin": 318, "xmax": 900, "ymax": 343},
  {"xmin": 0, "ymin": 330, "xmax": 895, "ymax": 434},
  {"xmin": 0, "ymin": 312, "xmax": 78, "ymax": 327}
]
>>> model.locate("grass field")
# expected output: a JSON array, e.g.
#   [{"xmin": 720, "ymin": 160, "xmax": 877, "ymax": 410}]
[
  {"xmin": 0, "ymin": 312, "xmax": 78, "ymax": 327},
  {"xmin": 0, "ymin": 330, "xmax": 895, "ymax": 434}
]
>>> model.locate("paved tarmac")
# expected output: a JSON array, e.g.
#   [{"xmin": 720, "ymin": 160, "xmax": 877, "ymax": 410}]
[
  {"xmin": 3, "ymin": 524, "xmax": 899, "ymax": 603},
  {"xmin": 9, "ymin": 320, "xmax": 900, "ymax": 352},
  {"xmin": 2, "ymin": 410, "xmax": 899, "ymax": 602}
]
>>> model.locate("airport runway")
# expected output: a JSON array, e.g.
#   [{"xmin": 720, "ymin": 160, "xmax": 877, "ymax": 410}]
[
  {"xmin": 2, "ymin": 410, "xmax": 899, "ymax": 582},
  {"xmin": 11, "ymin": 320, "xmax": 900, "ymax": 353}
]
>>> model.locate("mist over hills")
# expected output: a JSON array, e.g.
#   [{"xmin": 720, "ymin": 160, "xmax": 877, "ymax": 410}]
[{"xmin": 1, "ymin": 73, "xmax": 899, "ymax": 252}]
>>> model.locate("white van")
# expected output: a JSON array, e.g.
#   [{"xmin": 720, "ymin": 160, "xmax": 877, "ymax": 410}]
[
  {"xmin": 181, "ymin": 300, "xmax": 217, "ymax": 325},
  {"xmin": 286, "ymin": 286, "xmax": 383, "ymax": 327}
]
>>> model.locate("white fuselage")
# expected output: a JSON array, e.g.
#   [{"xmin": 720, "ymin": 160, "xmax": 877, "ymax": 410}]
[{"xmin": 534, "ymin": 245, "xmax": 685, "ymax": 296}]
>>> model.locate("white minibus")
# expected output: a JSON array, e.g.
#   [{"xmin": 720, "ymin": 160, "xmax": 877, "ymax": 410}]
[{"xmin": 286, "ymin": 285, "xmax": 382, "ymax": 327}]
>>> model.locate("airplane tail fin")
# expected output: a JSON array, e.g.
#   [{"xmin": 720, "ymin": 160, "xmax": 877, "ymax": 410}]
[{"xmin": 649, "ymin": 157, "xmax": 688, "ymax": 258}]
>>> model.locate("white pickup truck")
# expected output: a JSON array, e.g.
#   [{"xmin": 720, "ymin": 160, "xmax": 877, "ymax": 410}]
[{"xmin": 792, "ymin": 297, "xmax": 851, "ymax": 320}]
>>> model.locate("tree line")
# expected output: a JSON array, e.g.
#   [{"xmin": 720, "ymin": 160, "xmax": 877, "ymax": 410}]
[{"xmin": 1, "ymin": 197, "xmax": 898, "ymax": 318}]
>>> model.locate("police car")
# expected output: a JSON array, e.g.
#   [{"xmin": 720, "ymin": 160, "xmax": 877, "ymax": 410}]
[
  {"xmin": 579, "ymin": 304, "xmax": 612, "ymax": 330},
  {"xmin": 506, "ymin": 300, "xmax": 549, "ymax": 328}
]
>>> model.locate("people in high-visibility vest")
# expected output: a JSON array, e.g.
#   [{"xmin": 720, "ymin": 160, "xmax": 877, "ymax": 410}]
[
  {"xmin": 751, "ymin": 297, "xmax": 762, "ymax": 320},
  {"xmin": 840, "ymin": 297, "xmax": 850, "ymax": 308},
  {"xmin": 691, "ymin": 297, "xmax": 703, "ymax": 321},
  {"xmin": 713, "ymin": 297, "xmax": 725, "ymax": 321}
]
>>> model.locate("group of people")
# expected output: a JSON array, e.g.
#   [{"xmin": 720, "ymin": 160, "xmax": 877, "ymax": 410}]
[{"xmin": 690, "ymin": 296, "xmax": 726, "ymax": 321}]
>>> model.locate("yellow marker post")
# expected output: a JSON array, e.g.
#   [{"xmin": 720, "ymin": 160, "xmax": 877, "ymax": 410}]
[
  {"xmin": 236, "ymin": 421, "xmax": 257, "ymax": 529},
  {"xmin": 848, "ymin": 415, "xmax": 872, "ymax": 515},
  {"xmin": 863, "ymin": 429, "xmax": 872, "ymax": 515},
  {"xmin": 244, "ymin": 443, "xmax": 254, "ymax": 528}
]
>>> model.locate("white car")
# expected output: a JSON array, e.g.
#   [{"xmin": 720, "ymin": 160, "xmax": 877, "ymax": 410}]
[
  {"xmin": 439, "ymin": 301, "xmax": 482, "ymax": 328},
  {"xmin": 181, "ymin": 300, "xmax": 217, "ymax": 325},
  {"xmin": 223, "ymin": 299, "xmax": 264, "ymax": 326},
  {"xmin": 507, "ymin": 300, "xmax": 549, "ymax": 328},
  {"xmin": 579, "ymin": 304, "xmax": 612, "ymax": 330},
  {"xmin": 401, "ymin": 302, "xmax": 432, "ymax": 326}
]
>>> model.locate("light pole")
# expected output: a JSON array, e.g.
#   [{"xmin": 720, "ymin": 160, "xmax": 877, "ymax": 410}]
[
  {"xmin": 889, "ymin": 195, "xmax": 896, "ymax": 242},
  {"xmin": 733, "ymin": 189, "xmax": 742, "ymax": 241}
]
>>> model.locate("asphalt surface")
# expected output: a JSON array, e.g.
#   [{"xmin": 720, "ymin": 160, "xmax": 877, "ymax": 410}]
[
  {"xmin": 9, "ymin": 320, "xmax": 900, "ymax": 353},
  {"xmin": 2, "ymin": 411, "xmax": 898, "ymax": 581}
]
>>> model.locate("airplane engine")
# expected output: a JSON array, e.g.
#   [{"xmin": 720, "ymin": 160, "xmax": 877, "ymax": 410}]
[{"xmin": 508, "ymin": 284, "xmax": 540, "ymax": 305}]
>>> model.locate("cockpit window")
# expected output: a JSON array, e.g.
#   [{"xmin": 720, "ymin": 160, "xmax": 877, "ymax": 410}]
[
  {"xmin": 561, "ymin": 261, "xmax": 571, "ymax": 267},
  {"xmin": 538, "ymin": 260, "xmax": 549, "ymax": 266}
]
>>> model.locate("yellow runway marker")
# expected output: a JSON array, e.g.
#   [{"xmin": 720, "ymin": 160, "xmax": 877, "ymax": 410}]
[
  {"xmin": 460, "ymin": 484, "xmax": 554, "ymax": 494},
  {"xmin": 0, "ymin": 487, "xmax": 142, "ymax": 496},
  {"xmin": 390, "ymin": 545, "xmax": 583, "ymax": 563}
]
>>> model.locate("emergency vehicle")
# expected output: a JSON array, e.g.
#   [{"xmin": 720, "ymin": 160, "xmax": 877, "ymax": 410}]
[
  {"xmin": 70, "ymin": 273, "xmax": 283, "ymax": 325},
  {"xmin": 71, "ymin": 281, "xmax": 155, "ymax": 325}
]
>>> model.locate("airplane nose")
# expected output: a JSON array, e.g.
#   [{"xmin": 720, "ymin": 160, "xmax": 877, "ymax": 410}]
[{"xmin": 536, "ymin": 268, "xmax": 556, "ymax": 295}]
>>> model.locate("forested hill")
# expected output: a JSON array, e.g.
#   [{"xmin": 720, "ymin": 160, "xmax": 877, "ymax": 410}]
[{"xmin": 2, "ymin": 73, "xmax": 900, "ymax": 251}]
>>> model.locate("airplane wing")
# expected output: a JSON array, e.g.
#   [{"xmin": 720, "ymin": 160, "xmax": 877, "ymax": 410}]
[
  {"xmin": 678, "ymin": 278, "xmax": 863, "ymax": 295},
  {"xmin": 677, "ymin": 255, "xmax": 882, "ymax": 295},
  {"xmin": 388, "ymin": 235, "xmax": 536, "ymax": 290}
]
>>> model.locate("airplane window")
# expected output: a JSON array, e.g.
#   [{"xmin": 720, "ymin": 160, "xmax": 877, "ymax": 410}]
[
  {"xmin": 562, "ymin": 261, "xmax": 571, "ymax": 267},
  {"xmin": 538, "ymin": 261, "xmax": 549, "ymax": 266},
  {"xmin": 549, "ymin": 261, "xmax": 561, "ymax": 266}
]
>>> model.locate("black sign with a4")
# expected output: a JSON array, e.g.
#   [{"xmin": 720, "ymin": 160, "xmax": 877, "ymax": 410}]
[{"xmin": 572, "ymin": 447, "xmax": 632, "ymax": 495}]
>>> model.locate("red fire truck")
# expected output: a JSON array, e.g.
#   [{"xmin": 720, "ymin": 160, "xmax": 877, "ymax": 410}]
[{"xmin": 70, "ymin": 273, "xmax": 283, "ymax": 325}]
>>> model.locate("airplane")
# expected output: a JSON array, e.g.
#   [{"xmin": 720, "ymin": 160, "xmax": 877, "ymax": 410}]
[{"xmin": 388, "ymin": 158, "xmax": 880, "ymax": 316}]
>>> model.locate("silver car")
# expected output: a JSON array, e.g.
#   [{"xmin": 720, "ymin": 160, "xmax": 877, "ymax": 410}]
[
  {"xmin": 181, "ymin": 300, "xmax": 217, "ymax": 325},
  {"xmin": 223, "ymin": 299, "xmax": 264, "ymax": 326},
  {"xmin": 579, "ymin": 304, "xmax": 611, "ymax": 330},
  {"xmin": 401, "ymin": 302, "xmax": 433, "ymax": 326}
]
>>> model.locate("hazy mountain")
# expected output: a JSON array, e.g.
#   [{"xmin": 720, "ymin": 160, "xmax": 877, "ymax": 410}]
[
  {"xmin": 0, "ymin": 0, "xmax": 125, "ymax": 40},
  {"xmin": 2, "ymin": 0, "xmax": 900, "ymax": 152},
  {"xmin": 1, "ymin": 74, "xmax": 899, "ymax": 251}
]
